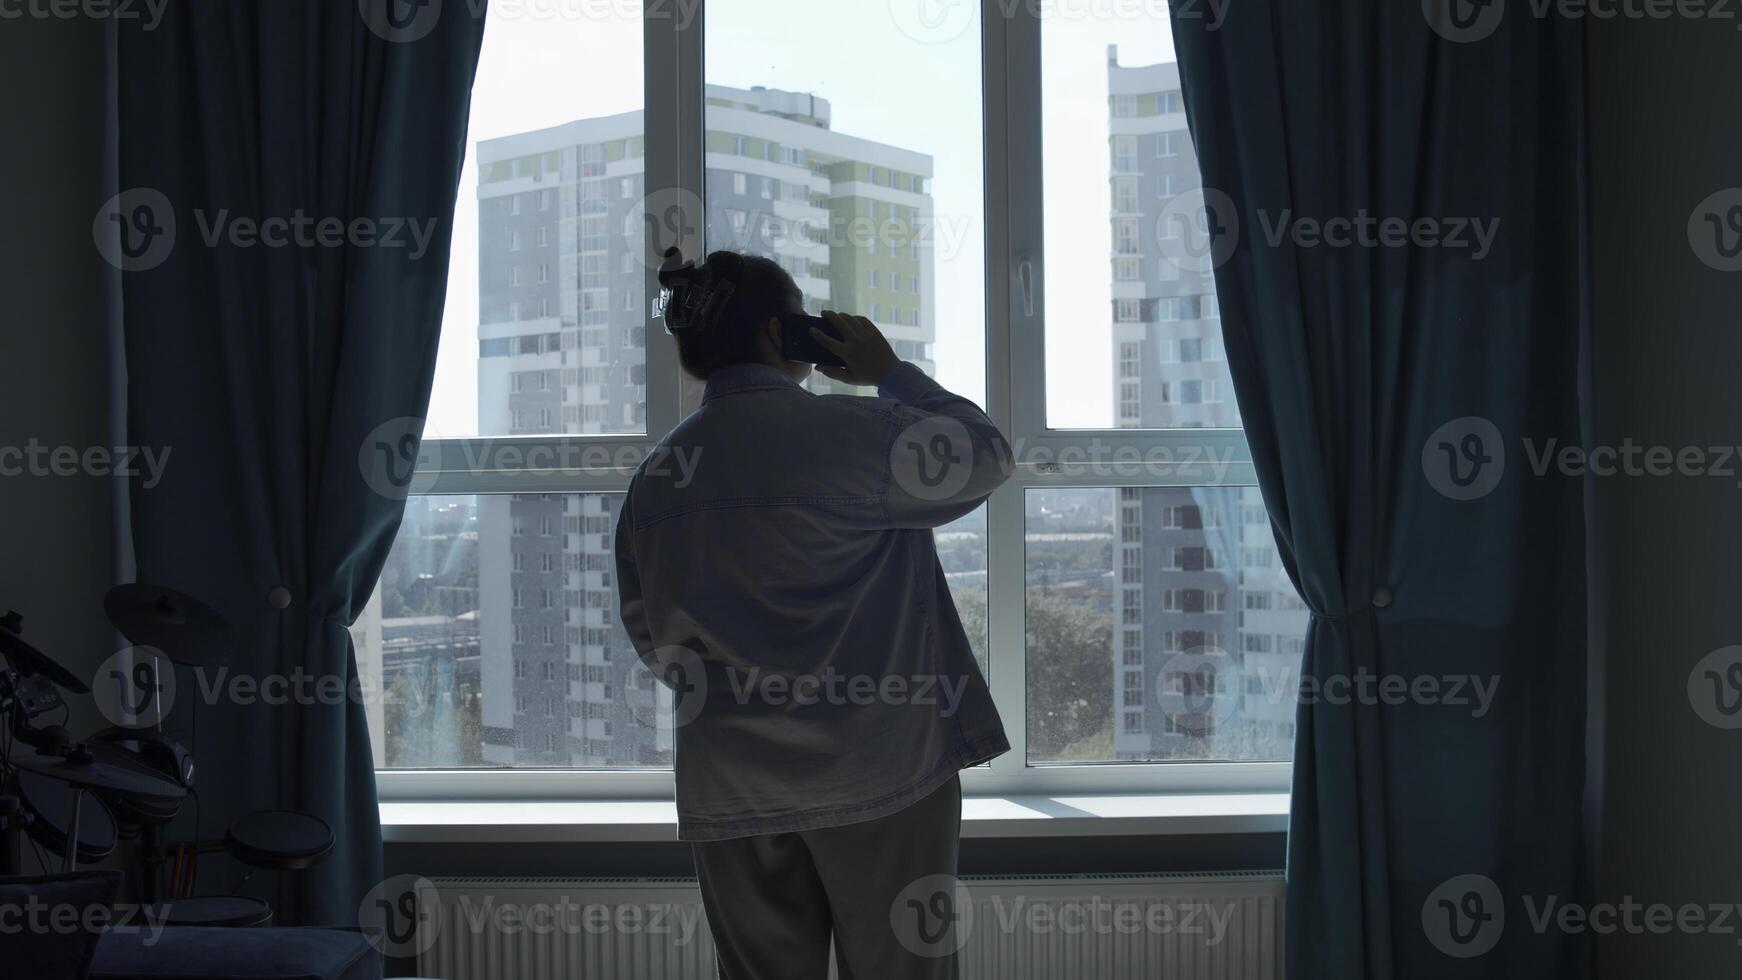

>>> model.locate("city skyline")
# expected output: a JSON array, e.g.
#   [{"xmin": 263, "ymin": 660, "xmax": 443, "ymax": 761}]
[{"xmin": 357, "ymin": 51, "xmax": 1310, "ymax": 769}]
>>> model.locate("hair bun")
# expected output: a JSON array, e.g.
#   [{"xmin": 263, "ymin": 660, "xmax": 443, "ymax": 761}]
[
  {"xmin": 705, "ymin": 250, "xmax": 745, "ymax": 282},
  {"xmin": 658, "ymin": 249, "xmax": 738, "ymax": 334}
]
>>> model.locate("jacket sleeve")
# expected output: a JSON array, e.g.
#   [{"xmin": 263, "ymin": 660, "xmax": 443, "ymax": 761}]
[
  {"xmin": 875, "ymin": 360, "xmax": 1014, "ymax": 528},
  {"xmin": 613, "ymin": 487, "xmax": 659, "ymax": 676}
]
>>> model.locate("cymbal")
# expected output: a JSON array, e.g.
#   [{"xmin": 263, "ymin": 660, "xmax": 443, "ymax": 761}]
[
  {"xmin": 104, "ymin": 584, "xmax": 233, "ymax": 667},
  {"xmin": 0, "ymin": 612, "xmax": 89, "ymax": 693},
  {"xmin": 9, "ymin": 744, "xmax": 188, "ymax": 801}
]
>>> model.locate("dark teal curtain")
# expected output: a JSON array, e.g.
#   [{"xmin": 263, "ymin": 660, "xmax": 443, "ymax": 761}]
[
  {"xmin": 117, "ymin": 2, "xmax": 486, "ymax": 922},
  {"xmin": 1169, "ymin": 3, "xmax": 1590, "ymax": 978}
]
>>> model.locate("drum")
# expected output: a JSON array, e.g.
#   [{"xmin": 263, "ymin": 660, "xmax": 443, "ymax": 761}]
[
  {"xmin": 226, "ymin": 809, "xmax": 334, "ymax": 871},
  {"xmin": 149, "ymin": 895, "xmax": 273, "ymax": 928},
  {"xmin": 84, "ymin": 739, "xmax": 182, "ymax": 828},
  {"xmin": 12, "ymin": 769, "xmax": 119, "ymax": 865}
]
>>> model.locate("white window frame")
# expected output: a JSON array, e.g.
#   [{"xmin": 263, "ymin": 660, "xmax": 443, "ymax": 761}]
[{"xmin": 376, "ymin": 2, "xmax": 1284, "ymax": 805}]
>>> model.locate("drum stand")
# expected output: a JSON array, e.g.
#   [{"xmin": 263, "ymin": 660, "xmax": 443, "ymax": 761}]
[{"xmin": 0, "ymin": 795, "xmax": 22, "ymax": 876}]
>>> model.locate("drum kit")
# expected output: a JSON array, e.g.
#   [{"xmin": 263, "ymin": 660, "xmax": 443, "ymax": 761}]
[{"xmin": 0, "ymin": 585, "xmax": 334, "ymax": 928}]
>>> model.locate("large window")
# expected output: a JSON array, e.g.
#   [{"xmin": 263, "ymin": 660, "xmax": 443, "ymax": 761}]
[{"xmin": 369, "ymin": 2, "xmax": 1301, "ymax": 799}]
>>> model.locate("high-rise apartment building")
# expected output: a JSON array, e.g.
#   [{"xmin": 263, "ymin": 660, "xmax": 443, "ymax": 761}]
[
  {"xmin": 472, "ymin": 85, "xmax": 938, "ymax": 766},
  {"xmin": 1106, "ymin": 49, "xmax": 1309, "ymax": 761}
]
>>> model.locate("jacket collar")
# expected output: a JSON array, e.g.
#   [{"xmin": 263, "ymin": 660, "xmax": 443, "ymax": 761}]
[{"xmin": 701, "ymin": 362, "xmax": 808, "ymax": 403}]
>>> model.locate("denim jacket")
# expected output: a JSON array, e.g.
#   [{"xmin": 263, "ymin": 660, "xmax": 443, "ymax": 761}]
[{"xmin": 615, "ymin": 361, "xmax": 1012, "ymax": 841}]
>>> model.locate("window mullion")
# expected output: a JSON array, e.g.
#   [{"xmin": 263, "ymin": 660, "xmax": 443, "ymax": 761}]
[{"xmin": 643, "ymin": 0, "xmax": 705, "ymax": 434}]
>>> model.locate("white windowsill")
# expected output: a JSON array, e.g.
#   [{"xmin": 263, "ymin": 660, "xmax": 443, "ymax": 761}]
[{"xmin": 379, "ymin": 792, "xmax": 1288, "ymax": 844}]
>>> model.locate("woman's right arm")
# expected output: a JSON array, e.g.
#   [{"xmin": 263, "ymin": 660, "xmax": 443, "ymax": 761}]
[{"xmin": 811, "ymin": 311, "xmax": 1014, "ymax": 528}]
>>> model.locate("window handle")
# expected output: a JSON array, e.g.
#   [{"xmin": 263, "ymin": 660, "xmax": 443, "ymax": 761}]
[{"xmin": 1017, "ymin": 255, "xmax": 1035, "ymax": 317}]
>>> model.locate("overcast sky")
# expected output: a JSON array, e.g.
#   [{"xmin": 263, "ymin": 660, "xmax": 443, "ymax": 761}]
[{"xmin": 427, "ymin": 1, "xmax": 1180, "ymax": 437}]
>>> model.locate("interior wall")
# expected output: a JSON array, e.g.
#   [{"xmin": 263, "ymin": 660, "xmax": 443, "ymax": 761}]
[
  {"xmin": 1588, "ymin": 16, "xmax": 1742, "ymax": 979},
  {"xmin": 0, "ymin": 18, "xmax": 116, "ymax": 766}
]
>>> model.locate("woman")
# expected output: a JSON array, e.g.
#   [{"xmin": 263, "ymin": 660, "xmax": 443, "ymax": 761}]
[{"xmin": 615, "ymin": 249, "xmax": 1010, "ymax": 979}]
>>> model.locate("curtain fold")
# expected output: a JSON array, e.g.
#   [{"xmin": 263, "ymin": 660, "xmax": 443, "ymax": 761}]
[
  {"xmin": 116, "ymin": 2, "xmax": 486, "ymax": 923},
  {"xmin": 1170, "ymin": 3, "xmax": 1590, "ymax": 977}
]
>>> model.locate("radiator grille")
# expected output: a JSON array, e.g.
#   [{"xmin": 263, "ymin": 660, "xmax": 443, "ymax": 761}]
[{"xmin": 415, "ymin": 872, "xmax": 1284, "ymax": 979}]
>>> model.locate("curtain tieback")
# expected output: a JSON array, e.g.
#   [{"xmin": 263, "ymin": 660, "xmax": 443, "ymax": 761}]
[{"xmin": 1313, "ymin": 586, "xmax": 1393, "ymax": 620}]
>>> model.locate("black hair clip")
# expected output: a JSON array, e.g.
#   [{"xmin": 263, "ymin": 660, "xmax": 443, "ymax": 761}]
[{"xmin": 656, "ymin": 247, "xmax": 737, "ymax": 336}]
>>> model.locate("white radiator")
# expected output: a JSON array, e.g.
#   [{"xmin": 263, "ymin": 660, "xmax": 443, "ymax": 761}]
[{"xmin": 414, "ymin": 872, "xmax": 1285, "ymax": 980}]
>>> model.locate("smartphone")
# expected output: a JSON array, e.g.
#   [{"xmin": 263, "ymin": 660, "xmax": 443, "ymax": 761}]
[{"xmin": 778, "ymin": 312, "xmax": 847, "ymax": 368}]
